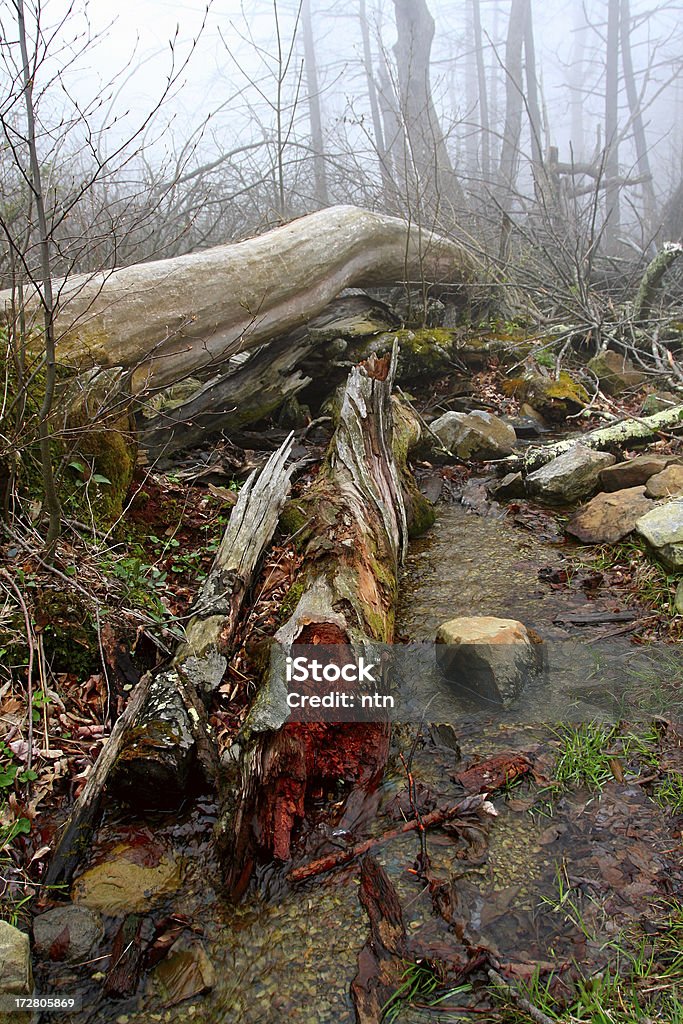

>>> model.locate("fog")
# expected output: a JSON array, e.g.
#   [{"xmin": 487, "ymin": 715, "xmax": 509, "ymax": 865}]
[{"xmin": 2, "ymin": 0, "xmax": 683, "ymax": 281}]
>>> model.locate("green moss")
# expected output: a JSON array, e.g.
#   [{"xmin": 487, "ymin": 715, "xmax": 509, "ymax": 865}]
[
  {"xmin": 279, "ymin": 579, "xmax": 307, "ymax": 621},
  {"xmin": 510, "ymin": 371, "xmax": 589, "ymax": 423},
  {"xmin": 279, "ymin": 501, "xmax": 311, "ymax": 544},
  {"xmin": 406, "ymin": 485, "xmax": 436, "ymax": 537}
]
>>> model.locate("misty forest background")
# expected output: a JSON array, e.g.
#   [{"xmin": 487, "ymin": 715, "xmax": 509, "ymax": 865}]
[{"xmin": 2, "ymin": 0, "xmax": 683, "ymax": 322}]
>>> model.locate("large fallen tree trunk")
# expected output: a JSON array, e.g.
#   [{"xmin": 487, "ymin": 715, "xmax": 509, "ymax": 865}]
[
  {"xmin": 519, "ymin": 403, "xmax": 683, "ymax": 472},
  {"xmin": 138, "ymin": 294, "xmax": 398, "ymax": 459},
  {"xmin": 44, "ymin": 436, "xmax": 295, "ymax": 888},
  {"xmin": 220, "ymin": 350, "xmax": 431, "ymax": 897},
  {"xmin": 3, "ymin": 206, "xmax": 482, "ymax": 393}
]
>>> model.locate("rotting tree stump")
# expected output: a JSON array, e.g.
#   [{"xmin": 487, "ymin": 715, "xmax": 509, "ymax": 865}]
[{"xmin": 221, "ymin": 348, "xmax": 432, "ymax": 896}]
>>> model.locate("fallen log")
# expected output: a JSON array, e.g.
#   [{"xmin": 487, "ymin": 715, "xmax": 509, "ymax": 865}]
[
  {"xmin": 287, "ymin": 793, "xmax": 489, "ymax": 884},
  {"xmin": 44, "ymin": 436, "xmax": 295, "ymax": 888},
  {"xmin": 138, "ymin": 294, "xmax": 397, "ymax": 459},
  {"xmin": 221, "ymin": 350, "xmax": 429, "ymax": 896},
  {"xmin": 109, "ymin": 434, "xmax": 297, "ymax": 808},
  {"xmin": 519, "ymin": 404, "xmax": 683, "ymax": 472},
  {"xmin": 4, "ymin": 206, "xmax": 482, "ymax": 393}
]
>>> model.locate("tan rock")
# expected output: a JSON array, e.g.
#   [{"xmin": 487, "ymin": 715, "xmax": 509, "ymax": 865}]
[
  {"xmin": 435, "ymin": 616, "xmax": 543, "ymax": 707},
  {"xmin": 565, "ymin": 486, "xmax": 655, "ymax": 544},
  {"xmin": 599, "ymin": 455, "xmax": 681, "ymax": 492},
  {"xmin": 72, "ymin": 838, "xmax": 183, "ymax": 915},
  {"xmin": 645, "ymin": 464, "xmax": 683, "ymax": 499}
]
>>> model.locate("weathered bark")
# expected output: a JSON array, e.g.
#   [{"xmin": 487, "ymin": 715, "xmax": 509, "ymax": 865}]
[
  {"xmin": 633, "ymin": 242, "xmax": 683, "ymax": 323},
  {"xmin": 109, "ymin": 435, "xmax": 297, "ymax": 807},
  {"xmin": 520, "ymin": 404, "xmax": 683, "ymax": 472},
  {"xmin": 3, "ymin": 206, "xmax": 482, "ymax": 393},
  {"xmin": 138, "ymin": 294, "xmax": 398, "ymax": 459},
  {"xmin": 222, "ymin": 352, "xmax": 430, "ymax": 897},
  {"xmin": 44, "ymin": 437, "xmax": 295, "ymax": 887}
]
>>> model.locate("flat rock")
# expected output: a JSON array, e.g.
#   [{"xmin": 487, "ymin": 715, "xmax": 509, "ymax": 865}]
[
  {"xmin": 33, "ymin": 905, "xmax": 103, "ymax": 963},
  {"xmin": 72, "ymin": 837, "xmax": 183, "ymax": 915},
  {"xmin": 526, "ymin": 443, "xmax": 615, "ymax": 505},
  {"xmin": 430, "ymin": 410, "xmax": 516, "ymax": 460},
  {"xmin": 565, "ymin": 486, "xmax": 655, "ymax": 544},
  {"xmin": 645, "ymin": 464, "xmax": 683, "ymax": 499},
  {"xmin": 0, "ymin": 920, "xmax": 33, "ymax": 995},
  {"xmin": 435, "ymin": 616, "xmax": 543, "ymax": 707},
  {"xmin": 599, "ymin": 454, "xmax": 681, "ymax": 492},
  {"xmin": 635, "ymin": 499, "xmax": 683, "ymax": 570},
  {"xmin": 675, "ymin": 580, "xmax": 683, "ymax": 615}
]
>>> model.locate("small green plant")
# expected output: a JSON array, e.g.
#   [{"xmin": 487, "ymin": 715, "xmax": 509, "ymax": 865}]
[
  {"xmin": 655, "ymin": 771, "xmax": 683, "ymax": 815},
  {"xmin": 380, "ymin": 960, "xmax": 470, "ymax": 1022},
  {"xmin": 551, "ymin": 721, "xmax": 659, "ymax": 793}
]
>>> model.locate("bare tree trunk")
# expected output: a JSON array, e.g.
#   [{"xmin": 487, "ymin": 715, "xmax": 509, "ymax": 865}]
[
  {"xmin": 359, "ymin": 0, "xmax": 395, "ymax": 207},
  {"xmin": 15, "ymin": 0, "xmax": 61, "ymax": 554},
  {"xmin": 605, "ymin": 0, "xmax": 621, "ymax": 245},
  {"xmin": 498, "ymin": 0, "xmax": 528, "ymax": 205},
  {"xmin": 569, "ymin": 15, "xmax": 587, "ymax": 162},
  {"xmin": 523, "ymin": 1, "xmax": 543, "ymax": 174},
  {"xmin": 301, "ymin": 0, "xmax": 329, "ymax": 208},
  {"xmin": 619, "ymin": 0, "xmax": 655, "ymax": 228},
  {"xmin": 392, "ymin": 0, "xmax": 465, "ymax": 214},
  {"xmin": 472, "ymin": 0, "xmax": 491, "ymax": 183}
]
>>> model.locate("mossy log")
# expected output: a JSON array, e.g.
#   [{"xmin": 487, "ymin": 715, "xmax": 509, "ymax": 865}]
[
  {"xmin": 3, "ymin": 206, "xmax": 482, "ymax": 394},
  {"xmin": 519, "ymin": 404, "xmax": 683, "ymax": 472},
  {"xmin": 634, "ymin": 242, "xmax": 683, "ymax": 323},
  {"xmin": 221, "ymin": 350, "xmax": 432, "ymax": 897},
  {"xmin": 44, "ymin": 436, "xmax": 296, "ymax": 887}
]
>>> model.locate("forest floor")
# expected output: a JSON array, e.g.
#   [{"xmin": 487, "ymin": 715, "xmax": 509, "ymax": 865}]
[{"xmin": 1, "ymin": 357, "xmax": 682, "ymax": 1023}]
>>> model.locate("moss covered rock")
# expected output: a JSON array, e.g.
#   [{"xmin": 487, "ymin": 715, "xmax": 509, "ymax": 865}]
[
  {"xmin": 507, "ymin": 371, "xmax": 589, "ymax": 422},
  {"xmin": 587, "ymin": 350, "xmax": 647, "ymax": 396}
]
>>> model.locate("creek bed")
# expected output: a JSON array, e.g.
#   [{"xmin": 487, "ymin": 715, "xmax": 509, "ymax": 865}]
[{"xmin": 38, "ymin": 499, "xmax": 680, "ymax": 1022}]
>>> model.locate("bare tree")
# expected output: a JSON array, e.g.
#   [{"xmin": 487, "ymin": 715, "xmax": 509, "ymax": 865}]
[{"xmin": 302, "ymin": 0, "xmax": 329, "ymax": 207}]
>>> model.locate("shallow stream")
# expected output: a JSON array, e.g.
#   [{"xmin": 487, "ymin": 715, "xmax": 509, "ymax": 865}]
[{"xmin": 41, "ymin": 499, "xmax": 679, "ymax": 1023}]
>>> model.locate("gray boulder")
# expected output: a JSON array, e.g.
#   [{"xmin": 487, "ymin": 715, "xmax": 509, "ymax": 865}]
[
  {"xmin": 436, "ymin": 616, "xmax": 543, "ymax": 707},
  {"xmin": 33, "ymin": 905, "xmax": 103, "ymax": 963},
  {"xmin": 430, "ymin": 410, "xmax": 517, "ymax": 460},
  {"xmin": 635, "ymin": 499, "xmax": 683, "ymax": 570},
  {"xmin": 0, "ymin": 919, "xmax": 33, "ymax": 996},
  {"xmin": 526, "ymin": 443, "xmax": 615, "ymax": 505},
  {"xmin": 565, "ymin": 486, "xmax": 655, "ymax": 545}
]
